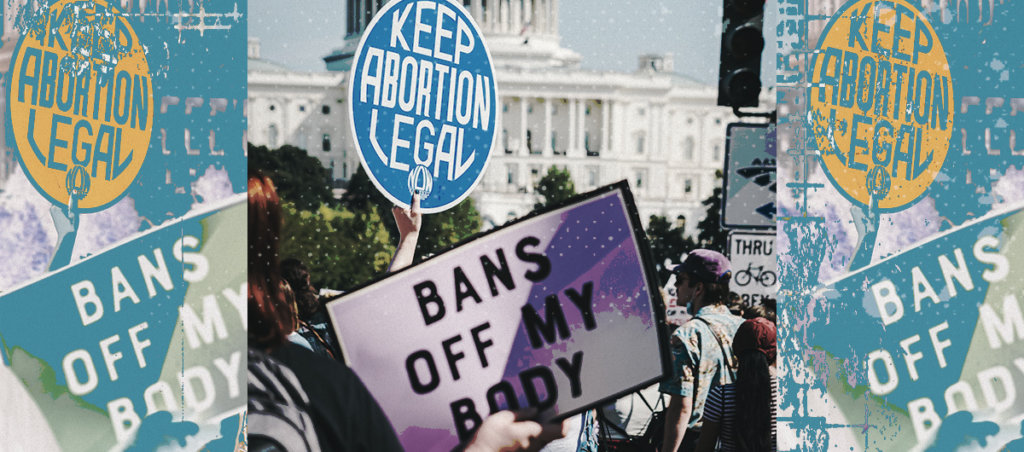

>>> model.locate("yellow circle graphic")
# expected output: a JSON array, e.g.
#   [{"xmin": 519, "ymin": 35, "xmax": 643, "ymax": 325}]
[
  {"xmin": 809, "ymin": 0, "xmax": 953, "ymax": 211},
  {"xmin": 9, "ymin": 0, "xmax": 153, "ymax": 212}
]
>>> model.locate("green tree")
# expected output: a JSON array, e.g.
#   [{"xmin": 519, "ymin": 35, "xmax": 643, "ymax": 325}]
[
  {"xmin": 279, "ymin": 202, "xmax": 395, "ymax": 291},
  {"xmin": 342, "ymin": 166, "xmax": 483, "ymax": 259},
  {"xmin": 533, "ymin": 166, "xmax": 576, "ymax": 210},
  {"xmin": 249, "ymin": 143, "xmax": 334, "ymax": 211},
  {"xmin": 339, "ymin": 166, "xmax": 391, "ymax": 212},
  {"xmin": 646, "ymin": 214, "xmax": 697, "ymax": 284},
  {"xmin": 696, "ymin": 170, "xmax": 728, "ymax": 254},
  {"xmin": 416, "ymin": 197, "xmax": 482, "ymax": 260}
]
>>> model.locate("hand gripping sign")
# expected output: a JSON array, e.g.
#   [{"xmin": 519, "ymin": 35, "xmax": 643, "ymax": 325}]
[
  {"xmin": 348, "ymin": 0, "xmax": 498, "ymax": 213},
  {"xmin": 327, "ymin": 182, "xmax": 672, "ymax": 451}
]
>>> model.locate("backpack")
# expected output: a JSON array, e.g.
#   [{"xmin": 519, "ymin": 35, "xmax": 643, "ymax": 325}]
[{"xmin": 248, "ymin": 348, "xmax": 321, "ymax": 452}]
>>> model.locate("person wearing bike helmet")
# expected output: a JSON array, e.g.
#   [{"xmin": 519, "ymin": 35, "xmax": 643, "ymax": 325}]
[{"xmin": 658, "ymin": 250, "xmax": 744, "ymax": 452}]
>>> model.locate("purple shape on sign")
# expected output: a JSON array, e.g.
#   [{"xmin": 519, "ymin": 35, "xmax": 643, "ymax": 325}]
[{"xmin": 496, "ymin": 194, "xmax": 653, "ymax": 415}]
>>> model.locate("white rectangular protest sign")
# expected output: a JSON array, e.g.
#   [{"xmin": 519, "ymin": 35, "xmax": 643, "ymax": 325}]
[{"xmin": 327, "ymin": 182, "xmax": 670, "ymax": 451}]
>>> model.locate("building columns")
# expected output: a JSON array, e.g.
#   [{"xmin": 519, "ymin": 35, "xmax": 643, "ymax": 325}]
[
  {"xmin": 567, "ymin": 98, "xmax": 576, "ymax": 152},
  {"xmin": 543, "ymin": 98, "xmax": 553, "ymax": 156},
  {"xmin": 600, "ymin": 99, "xmax": 609, "ymax": 154},
  {"xmin": 471, "ymin": 0, "xmax": 482, "ymax": 25},
  {"xmin": 523, "ymin": 0, "xmax": 532, "ymax": 30},
  {"xmin": 551, "ymin": 0, "xmax": 559, "ymax": 35},
  {"xmin": 576, "ymin": 99, "xmax": 586, "ymax": 155},
  {"xmin": 501, "ymin": 0, "xmax": 509, "ymax": 33},
  {"xmin": 519, "ymin": 98, "xmax": 528, "ymax": 156},
  {"xmin": 511, "ymin": 0, "xmax": 521, "ymax": 34}
]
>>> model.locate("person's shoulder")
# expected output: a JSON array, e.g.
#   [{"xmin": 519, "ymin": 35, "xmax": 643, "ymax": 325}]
[
  {"xmin": 725, "ymin": 313, "xmax": 745, "ymax": 329},
  {"xmin": 272, "ymin": 342, "xmax": 350, "ymax": 378},
  {"xmin": 672, "ymin": 319, "xmax": 702, "ymax": 339},
  {"xmin": 706, "ymin": 310, "xmax": 744, "ymax": 330},
  {"xmin": 671, "ymin": 319, "xmax": 707, "ymax": 351},
  {"xmin": 676, "ymin": 317, "xmax": 705, "ymax": 334}
]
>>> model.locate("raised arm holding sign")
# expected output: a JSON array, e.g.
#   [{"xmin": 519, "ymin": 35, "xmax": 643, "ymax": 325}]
[{"xmin": 390, "ymin": 191, "xmax": 424, "ymax": 272}]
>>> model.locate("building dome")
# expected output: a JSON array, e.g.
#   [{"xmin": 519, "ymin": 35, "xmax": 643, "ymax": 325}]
[{"xmin": 324, "ymin": 0, "xmax": 579, "ymax": 71}]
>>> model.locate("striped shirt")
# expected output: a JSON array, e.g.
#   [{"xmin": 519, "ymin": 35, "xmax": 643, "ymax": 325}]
[{"xmin": 703, "ymin": 378, "xmax": 778, "ymax": 452}]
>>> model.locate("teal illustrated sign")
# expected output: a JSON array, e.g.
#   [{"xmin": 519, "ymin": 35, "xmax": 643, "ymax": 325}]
[
  {"xmin": 778, "ymin": 0, "xmax": 1024, "ymax": 449},
  {"xmin": 0, "ymin": 196, "xmax": 246, "ymax": 451},
  {"xmin": 808, "ymin": 203, "xmax": 1024, "ymax": 448}
]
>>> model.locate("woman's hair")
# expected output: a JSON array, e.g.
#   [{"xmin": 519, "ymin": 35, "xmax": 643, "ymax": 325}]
[
  {"xmin": 249, "ymin": 171, "xmax": 296, "ymax": 348},
  {"xmin": 733, "ymin": 317, "xmax": 776, "ymax": 452},
  {"xmin": 735, "ymin": 350, "xmax": 773, "ymax": 452},
  {"xmin": 281, "ymin": 257, "xmax": 320, "ymax": 321}
]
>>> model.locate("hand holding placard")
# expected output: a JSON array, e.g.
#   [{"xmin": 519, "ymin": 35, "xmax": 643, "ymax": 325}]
[
  {"xmin": 390, "ymin": 192, "xmax": 423, "ymax": 272},
  {"xmin": 465, "ymin": 409, "xmax": 568, "ymax": 452}
]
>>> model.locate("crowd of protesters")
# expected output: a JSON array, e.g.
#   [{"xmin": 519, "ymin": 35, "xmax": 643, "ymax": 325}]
[{"xmin": 248, "ymin": 171, "xmax": 777, "ymax": 452}]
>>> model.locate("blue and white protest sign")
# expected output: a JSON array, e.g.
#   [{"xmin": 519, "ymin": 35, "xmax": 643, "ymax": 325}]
[{"xmin": 348, "ymin": 0, "xmax": 498, "ymax": 213}]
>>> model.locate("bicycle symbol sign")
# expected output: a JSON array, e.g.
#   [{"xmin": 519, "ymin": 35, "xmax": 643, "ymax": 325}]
[
  {"xmin": 734, "ymin": 262, "xmax": 777, "ymax": 287},
  {"xmin": 727, "ymin": 232, "xmax": 777, "ymax": 306}
]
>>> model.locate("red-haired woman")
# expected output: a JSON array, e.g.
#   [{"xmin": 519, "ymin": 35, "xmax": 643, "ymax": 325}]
[
  {"xmin": 696, "ymin": 318, "xmax": 778, "ymax": 452},
  {"xmin": 248, "ymin": 172, "xmax": 563, "ymax": 451}
]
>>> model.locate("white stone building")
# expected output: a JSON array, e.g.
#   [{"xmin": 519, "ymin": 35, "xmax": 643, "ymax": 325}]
[{"xmin": 248, "ymin": 0, "xmax": 772, "ymax": 232}]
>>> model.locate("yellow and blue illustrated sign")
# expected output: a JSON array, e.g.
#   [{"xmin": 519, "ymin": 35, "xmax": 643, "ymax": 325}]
[
  {"xmin": 0, "ymin": 0, "xmax": 247, "ymax": 449},
  {"xmin": 808, "ymin": 0, "xmax": 953, "ymax": 213},
  {"xmin": 7, "ymin": 0, "xmax": 154, "ymax": 213},
  {"xmin": 348, "ymin": 0, "xmax": 497, "ymax": 213}
]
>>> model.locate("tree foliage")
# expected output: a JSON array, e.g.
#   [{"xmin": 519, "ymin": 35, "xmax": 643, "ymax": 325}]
[
  {"xmin": 249, "ymin": 143, "xmax": 334, "ymax": 211},
  {"xmin": 645, "ymin": 214, "xmax": 697, "ymax": 284},
  {"xmin": 696, "ymin": 170, "xmax": 728, "ymax": 254},
  {"xmin": 279, "ymin": 202, "xmax": 394, "ymax": 291},
  {"xmin": 416, "ymin": 197, "xmax": 482, "ymax": 260},
  {"xmin": 534, "ymin": 166, "xmax": 576, "ymax": 210},
  {"xmin": 339, "ymin": 166, "xmax": 391, "ymax": 212},
  {"xmin": 341, "ymin": 166, "xmax": 482, "ymax": 261}
]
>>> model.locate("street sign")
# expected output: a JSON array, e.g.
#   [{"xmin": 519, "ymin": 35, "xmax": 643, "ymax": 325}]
[
  {"xmin": 327, "ymin": 182, "xmax": 670, "ymax": 451},
  {"xmin": 661, "ymin": 273, "xmax": 691, "ymax": 326},
  {"xmin": 348, "ymin": 0, "xmax": 498, "ymax": 213},
  {"xmin": 727, "ymin": 231, "xmax": 777, "ymax": 307},
  {"xmin": 723, "ymin": 123, "xmax": 776, "ymax": 229}
]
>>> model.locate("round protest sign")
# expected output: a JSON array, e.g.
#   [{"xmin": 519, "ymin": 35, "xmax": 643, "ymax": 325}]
[
  {"xmin": 348, "ymin": 0, "xmax": 497, "ymax": 213},
  {"xmin": 808, "ymin": 0, "xmax": 953, "ymax": 212},
  {"xmin": 8, "ymin": 0, "xmax": 153, "ymax": 212}
]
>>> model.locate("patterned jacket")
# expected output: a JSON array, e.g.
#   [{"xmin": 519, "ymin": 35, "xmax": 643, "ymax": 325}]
[{"xmin": 659, "ymin": 304, "xmax": 743, "ymax": 429}]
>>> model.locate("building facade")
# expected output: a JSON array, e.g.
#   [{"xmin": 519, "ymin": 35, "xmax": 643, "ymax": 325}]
[{"xmin": 248, "ymin": 0, "xmax": 771, "ymax": 232}]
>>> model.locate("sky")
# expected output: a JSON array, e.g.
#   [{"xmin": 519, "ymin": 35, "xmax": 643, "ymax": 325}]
[{"xmin": 249, "ymin": 0, "xmax": 778, "ymax": 86}]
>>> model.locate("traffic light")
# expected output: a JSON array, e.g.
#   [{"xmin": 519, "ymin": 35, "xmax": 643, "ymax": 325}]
[{"xmin": 717, "ymin": 0, "xmax": 765, "ymax": 108}]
